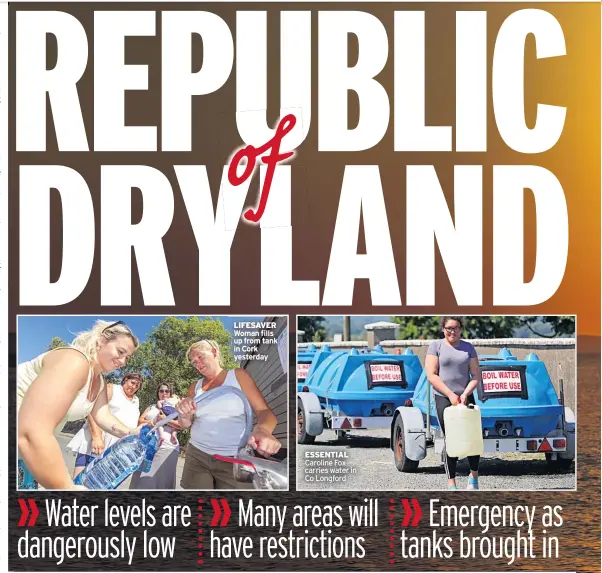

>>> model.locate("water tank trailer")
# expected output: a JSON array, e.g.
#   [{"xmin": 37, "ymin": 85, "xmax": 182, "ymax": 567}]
[
  {"xmin": 390, "ymin": 349, "xmax": 575, "ymax": 472},
  {"xmin": 297, "ymin": 345, "xmax": 422, "ymax": 444}
]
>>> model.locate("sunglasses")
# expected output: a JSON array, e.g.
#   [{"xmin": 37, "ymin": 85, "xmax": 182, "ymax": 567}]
[
  {"xmin": 103, "ymin": 320, "xmax": 132, "ymax": 334},
  {"xmin": 444, "ymin": 326, "xmax": 461, "ymax": 333},
  {"xmin": 158, "ymin": 389, "xmax": 171, "ymax": 394}
]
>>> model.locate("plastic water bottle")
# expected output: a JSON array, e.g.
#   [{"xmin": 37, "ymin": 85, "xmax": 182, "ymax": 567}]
[{"xmin": 75, "ymin": 427, "xmax": 158, "ymax": 490}]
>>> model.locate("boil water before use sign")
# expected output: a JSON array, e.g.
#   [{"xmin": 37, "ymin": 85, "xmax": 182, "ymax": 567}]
[
  {"xmin": 482, "ymin": 370, "xmax": 523, "ymax": 393},
  {"xmin": 369, "ymin": 364, "xmax": 403, "ymax": 383}
]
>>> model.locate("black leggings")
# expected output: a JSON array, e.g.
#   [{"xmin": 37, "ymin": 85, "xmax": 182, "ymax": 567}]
[{"xmin": 434, "ymin": 393, "xmax": 480, "ymax": 479}]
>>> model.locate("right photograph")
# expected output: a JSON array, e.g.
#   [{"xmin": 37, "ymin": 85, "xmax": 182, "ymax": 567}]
[{"xmin": 296, "ymin": 315, "xmax": 576, "ymax": 492}]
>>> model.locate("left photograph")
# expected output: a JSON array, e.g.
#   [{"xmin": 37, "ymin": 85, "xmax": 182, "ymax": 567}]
[{"xmin": 16, "ymin": 315, "xmax": 289, "ymax": 491}]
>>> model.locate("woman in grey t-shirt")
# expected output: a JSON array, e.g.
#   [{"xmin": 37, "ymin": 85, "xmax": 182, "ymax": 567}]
[{"xmin": 425, "ymin": 317, "xmax": 482, "ymax": 491}]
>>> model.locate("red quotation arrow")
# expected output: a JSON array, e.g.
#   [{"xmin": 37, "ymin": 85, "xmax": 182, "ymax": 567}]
[
  {"xmin": 400, "ymin": 498, "xmax": 422, "ymax": 527},
  {"xmin": 18, "ymin": 499, "xmax": 39, "ymax": 527},
  {"xmin": 410, "ymin": 498, "xmax": 422, "ymax": 526},
  {"xmin": 210, "ymin": 499, "xmax": 232, "ymax": 527}
]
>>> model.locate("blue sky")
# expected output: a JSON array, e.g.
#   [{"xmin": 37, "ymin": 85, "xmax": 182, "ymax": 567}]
[{"xmin": 17, "ymin": 315, "xmax": 264, "ymax": 362}]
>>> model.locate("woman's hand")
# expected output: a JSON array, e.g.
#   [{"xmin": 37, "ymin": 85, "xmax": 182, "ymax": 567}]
[
  {"xmin": 91, "ymin": 436, "xmax": 105, "ymax": 456},
  {"xmin": 176, "ymin": 397, "xmax": 196, "ymax": 417},
  {"xmin": 248, "ymin": 428, "xmax": 281, "ymax": 457},
  {"xmin": 175, "ymin": 397, "xmax": 196, "ymax": 429},
  {"xmin": 448, "ymin": 393, "xmax": 460, "ymax": 406},
  {"xmin": 460, "ymin": 393, "xmax": 468, "ymax": 405},
  {"xmin": 128, "ymin": 423, "xmax": 149, "ymax": 436}
]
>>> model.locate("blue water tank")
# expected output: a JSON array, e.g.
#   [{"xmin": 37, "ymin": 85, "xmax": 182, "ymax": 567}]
[
  {"xmin": 412, "ymin": 348, "xmax": 563, "ymax": 437},
  {"xmin": 303, "ymin": 346, "xmax": 421, "ymax": 417}
]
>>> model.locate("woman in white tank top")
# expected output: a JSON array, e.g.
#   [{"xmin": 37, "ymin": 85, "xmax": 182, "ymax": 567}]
[
  {"xmin": 17, "ymin": 320, "xmax": 146, "ymax": 490},
  {"xmin": 176, "ymin": 340, "xmax": 281, "ymax": 490},
  {"xmin": 67, "ymin": 373, "xmax": 143, "ymax": 479}
]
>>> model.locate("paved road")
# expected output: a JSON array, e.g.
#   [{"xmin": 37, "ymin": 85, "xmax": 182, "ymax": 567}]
[
  {"xmin": 297, "ymin": 429, "xmax": 576, "ymax": 492},
  {"xmin": 55, "ymin": 433, "xmax": 186, "ymax": 490}
]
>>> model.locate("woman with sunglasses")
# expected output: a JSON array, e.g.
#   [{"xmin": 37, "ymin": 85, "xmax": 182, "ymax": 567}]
[
  {"xmin": 17, "ymin": 320, "xmax": 146, "ymax": 490},
  {"xmin": 129, "ymin": 382, "xmax": 182, "ymax": 490},
  {"xmin": 425, "ymin": 316, "xmax": 483, "ymax": 491},
  {"xmin": 68, "ymin": 373, "xmax": 144, "ymax": 480},
  {"xmin": 176, "ymin": 339, "xmax": 281, "ymax": 490}
]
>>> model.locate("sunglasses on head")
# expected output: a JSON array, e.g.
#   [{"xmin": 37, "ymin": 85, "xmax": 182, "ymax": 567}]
[{"xmin": 103, "ymin": 320, "xmax": 132, "ymax": 334}]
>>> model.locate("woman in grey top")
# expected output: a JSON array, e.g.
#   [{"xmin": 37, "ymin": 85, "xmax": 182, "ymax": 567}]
[{"xmin": 425, "ymin": 317, "xmax": 482, "ymax": 491}]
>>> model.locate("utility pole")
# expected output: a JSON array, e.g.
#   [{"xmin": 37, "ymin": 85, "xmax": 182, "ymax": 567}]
[{"xmin": 343, "ymin": 316, "xmax": 351, "ymax": 341}]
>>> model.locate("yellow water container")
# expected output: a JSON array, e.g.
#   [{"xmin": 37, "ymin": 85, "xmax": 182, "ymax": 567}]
[{"xmin": 443, "ymin": 404, "xmax": 484, "ymax": 458}]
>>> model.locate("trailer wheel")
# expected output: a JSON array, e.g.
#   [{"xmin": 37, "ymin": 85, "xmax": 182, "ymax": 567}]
[
  {"xmin": 393, "ymin": 416, "xmax": 419, "ymax": 472},
  {"xmin": 545, "ymin": 453, "xmax": 573, "ymax": 471},
  {"xmin": 298, "ymin": 401, "xmax": 316, "ymax": 445}
]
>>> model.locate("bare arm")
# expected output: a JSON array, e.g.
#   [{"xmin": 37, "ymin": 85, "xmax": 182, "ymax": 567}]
[
  {"xmin": 425, "ymin": 355, "xmax": 456, "ymax": 399},
  {"xmin": 87, "ymin": 411, "xmax": 106, "ymax": 456},
  {"xmin": 87, "ymin": 412, "xmax": 103, "ymax": 439},
  {"xmin": 138, "ymin": 406, "xmax": 151, "ymax": 426},
  {"xmin": 91, "ymin": 383, "xmax": 139, "ymax": 437},
  {"xmin": 18, "ymin": 350, "xmax": 90, "ymax": 489},
  {"xmin": 461, "ymin": 357, "xmax": 481, "ymax": 400}
]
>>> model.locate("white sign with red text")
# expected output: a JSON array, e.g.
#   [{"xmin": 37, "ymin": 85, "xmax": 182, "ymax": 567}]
[
  {"xmin": 297, "ymin": 363, "xmax": 311, "ymax": 380},
  {"xmin": 482, "ymin": 370, "xmax": 523, "ymax": 392},
  {"xmin": 370, "ymin": 364, "xmax": 403, "ymax": 383}
]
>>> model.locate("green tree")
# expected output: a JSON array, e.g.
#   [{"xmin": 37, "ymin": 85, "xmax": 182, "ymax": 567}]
[
  {"xmin": 520, "ymin": 316, "xmax": 575, "ymax": 338},
  {"xmin": 47, "ymin": 336, "xmax": 68, "ymax": 351},
  {"xmin": 391, "ymin": 316, "xmax": 521, "ymax": 339},
  {"xmin": 390, "ymin": 316, "xmax": 438, "ymax": 340},
  {"xmin": 462, "ymin": 316, "xmax": 521, "ymax": 338},
  {"xmin": 120, "ymin": 316, "xmax": 238, "ymax": 411},
  {"xmin": 298, "ymin": 316, "xmax": 326, "ymax": 342}
]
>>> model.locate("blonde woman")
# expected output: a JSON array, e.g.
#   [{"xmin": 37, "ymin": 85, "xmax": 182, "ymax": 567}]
[
  {"xmin": 176, "ymin": 340, "xmax": 281, "ymax": 489},
  {"xmin": 17, "ymin": 320, "xmax": 146, "ymax": 490}
]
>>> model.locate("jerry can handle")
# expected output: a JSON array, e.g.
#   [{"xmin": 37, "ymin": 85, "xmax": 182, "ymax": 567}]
[{"xmin": 214, "ymin": 454, "xmax": 257, "ymax": 471}]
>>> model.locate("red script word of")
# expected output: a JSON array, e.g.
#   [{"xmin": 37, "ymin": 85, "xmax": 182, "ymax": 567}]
[{"xmin": 227, "ymin": 114, "xmax": 296, "ymax": 223}]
